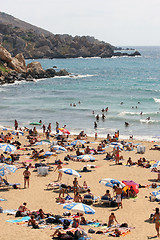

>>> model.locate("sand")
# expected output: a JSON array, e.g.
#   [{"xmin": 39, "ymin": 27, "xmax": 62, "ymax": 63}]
[{"xmin": 0, "ymin": 131, "xmax": 160, "ymax": 240}]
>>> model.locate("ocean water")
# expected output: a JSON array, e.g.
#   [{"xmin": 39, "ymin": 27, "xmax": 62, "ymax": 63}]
[{"xmin": 0, "ymin": 46, "xmax": 160, "ymax": 141}]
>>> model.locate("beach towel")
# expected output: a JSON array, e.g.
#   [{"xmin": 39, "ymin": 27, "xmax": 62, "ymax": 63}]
[
  {"xmin": 7, "ymin": 216, "xmax": 30, "ymax": 223},
  {"xmin": 0, "ymin": 198, "xmax": 7, "ymax": 201}
]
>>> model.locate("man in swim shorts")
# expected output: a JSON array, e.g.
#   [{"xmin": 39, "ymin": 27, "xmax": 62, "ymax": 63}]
[{"xmin": 115, "ymin": 183, "xmax": 123, "ymax": 209}]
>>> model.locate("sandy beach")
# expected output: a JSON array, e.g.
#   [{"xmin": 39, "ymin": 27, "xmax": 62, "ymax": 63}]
[{"xmin": 0, "ymin": 129, "xmax": 160, "ymax": 240}]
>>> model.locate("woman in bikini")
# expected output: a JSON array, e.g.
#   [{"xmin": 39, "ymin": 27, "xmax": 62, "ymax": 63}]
[
  {"xmin": 23, "ymin": 167, "xmax": 31, "ymax": 188},
  {"xmin": 73, "ymin": 177, "xmax": 79, "ymax": 196},
  {"xmin": 54, "ymin": 162, "xmax": 62, "ymax": 181},
  {"xmin": 152, "ymin": 208, "xmax": 160, "ymax": 237}
]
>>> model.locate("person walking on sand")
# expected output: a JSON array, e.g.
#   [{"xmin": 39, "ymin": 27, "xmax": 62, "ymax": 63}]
[
  {"xmin": 54, "ymin": 162, "xmax": 62, "ymax": 181},
  {"xmin": 115, "ymin": 146, "xmax": 120, "ymax": 165},
  {"xmin": 23, "ymin": 167, "xmax": 31, "ymax": 188},
  {"xmin": 152, "ymin": 208, "xmax": 160, "ymax": 237}
]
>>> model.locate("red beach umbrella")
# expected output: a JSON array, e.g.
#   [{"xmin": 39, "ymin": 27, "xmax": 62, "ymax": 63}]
[{"xmin": 59, "ymin": 128, "xmax": 70, "ymax": 134}]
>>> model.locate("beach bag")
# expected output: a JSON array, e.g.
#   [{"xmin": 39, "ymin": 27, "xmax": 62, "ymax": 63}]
[
  {"xmin": 88, "ymin": 229, "xmax": 95, "ymax": 233},
  {"xmin": 96, "ymin": 231, "xmax": 103, "ymax": 234},
  {"xmin": 120, "ymin": 223, "xmax": 128, "ymax": 228}
]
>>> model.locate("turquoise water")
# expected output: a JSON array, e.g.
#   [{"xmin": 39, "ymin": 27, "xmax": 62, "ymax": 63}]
[{"xmin": 0, "ymin": 46, "xmax": 160, "ymax": 140}]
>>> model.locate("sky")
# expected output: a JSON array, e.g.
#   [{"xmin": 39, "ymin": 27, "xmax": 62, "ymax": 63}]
[{"xmin": 1, "ymin": 0, "xmax": 160, "ymax": 46}]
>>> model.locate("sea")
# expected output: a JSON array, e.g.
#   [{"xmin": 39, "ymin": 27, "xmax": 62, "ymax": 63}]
[{"xmin": 0, "ymin": 46, "xmax": 160, "ymax": 141}]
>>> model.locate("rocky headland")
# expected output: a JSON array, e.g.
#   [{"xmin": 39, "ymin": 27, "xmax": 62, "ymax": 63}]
[
  {"xmin": 0, "ymin": 45, "xmax": 69, "ymax": 85},
  {"xmin": 0, "ymin": 12, "xmax": 141, "ymax": 59}
]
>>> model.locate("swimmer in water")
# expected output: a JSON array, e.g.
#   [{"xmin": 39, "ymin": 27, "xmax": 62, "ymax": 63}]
[{"xmin": 125, "ymin": 122, "xmax": 129, "ymax": 127}]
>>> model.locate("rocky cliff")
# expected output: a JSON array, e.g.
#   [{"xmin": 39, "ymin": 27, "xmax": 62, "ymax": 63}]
[
  {"xmin": 0, "ymin": 12, "xmax": 114, "ymax": 59},
  {"xmin": 0, "ymin": 45, "xmax": 69, "ymax": 85}
]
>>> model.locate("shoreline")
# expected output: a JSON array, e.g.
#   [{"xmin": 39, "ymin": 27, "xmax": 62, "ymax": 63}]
[{"xmin": 0, "ymin": 124, "xmax": 159, "ymax": 142}]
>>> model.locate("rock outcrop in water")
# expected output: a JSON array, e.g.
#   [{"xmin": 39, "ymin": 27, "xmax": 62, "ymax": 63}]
[{"xmin": 0, "ymin": 45, "xmax": 69, "ymax": 85}]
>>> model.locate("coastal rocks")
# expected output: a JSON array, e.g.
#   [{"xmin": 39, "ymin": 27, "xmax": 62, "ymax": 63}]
[
  {"xmin": 0, "ymin": 45, "xmax": 26, "ymax": 72},
  {"xmin": 27, "ymin": 61, "xmax": 45, "ymax": 78},
  {"xmin": 113, "ymin": 51, "xmax": 141, "ymax": 57},
  {"xmin": 0, "ymin": 45, "xmax": 70, "ymax": 85}
]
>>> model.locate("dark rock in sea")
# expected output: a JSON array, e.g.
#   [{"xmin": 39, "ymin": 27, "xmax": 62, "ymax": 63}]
[{"xmin": 113, "ymin": 51, "xmax": 141, "ymax": 57}]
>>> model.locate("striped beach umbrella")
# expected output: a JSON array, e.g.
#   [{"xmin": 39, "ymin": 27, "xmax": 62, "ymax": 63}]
[
  {"xmin": 59, "ymin": 168, "xmax": 81, "ymax": 178},
  {"xmin": 99, "ymin": 178, "xmax": 125, "ymax": 188},
  {"xmin": 0, "ymin": 144, "xmax": 16, "ymax": 152},
  {"xmin": 52, "ymin": 145, "xmax": 67, "ymax": 152},
  {"xmin": 71, "ymin": 140, "xmax": 86, "ymax": 146},
  {"xmin": 63, "ymin": 202, "xmax": 95, "ymax": 214},
  {"xmin": 0, "ymin": 163, "xmax": 17, "ymax": 176}
]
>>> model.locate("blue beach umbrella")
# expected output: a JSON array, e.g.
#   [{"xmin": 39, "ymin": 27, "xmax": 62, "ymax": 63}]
[
  {"xmin": 63, "ymin": 202, "xmax": 95, "ymax": 214},
  {"xmin": 71, "ymin": 140, "xmax": 86, "ymax": 146},
  {"xmin": 59, "ymin": 168, "xmax": 81, "ymax": 178},
  {"xmin": 0, "ymin": 144, "xmax": 16, "ymax": 152},
  {"xmin": 99, "ymin": 178, "xmax": 125, "ymax": 188},
  {"xmin": 0, "ymin": 163, "xmax": 17, "ymax": 176},
  {"xmin": 35, "ymin": 140, "xmax": 51, "ymax": 146},
  {"xmin": 44, "ymin": 151, "xmax": 53, "ymax": 157},
  {"xmin": 77, "ymin": 155, "xmax": 95, "ymax": 161},
  {"xmin": 52, "ymin": 145, "xmax": 67, "ymax": 152}
]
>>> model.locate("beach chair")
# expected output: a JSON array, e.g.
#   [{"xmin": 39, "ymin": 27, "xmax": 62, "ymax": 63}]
[{"xmin": 100, "ymin": 196, "xmax": 111, "ymax": 206}]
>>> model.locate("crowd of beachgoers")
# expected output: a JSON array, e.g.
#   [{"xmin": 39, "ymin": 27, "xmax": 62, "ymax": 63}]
[{"xmin": 1, "ymin": 120, "xmax": 160, "ymax": 240}]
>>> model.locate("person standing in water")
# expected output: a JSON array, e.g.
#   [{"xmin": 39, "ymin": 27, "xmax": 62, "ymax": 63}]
[{"xmin": 14, "ymin": 120, "xmax": 18, "ymax": 130}]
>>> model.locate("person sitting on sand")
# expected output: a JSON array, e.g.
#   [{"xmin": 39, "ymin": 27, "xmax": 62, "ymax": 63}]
[
  {"xmin": 16, "ymin": 202, "xmax": 30, "ymax": 217},
  {"xmin": 28, "ymin": 215, "xmax": 39, "ymax": 229},
  {"xmin": 72, "ymin": 218, "xmax": 79, "ymax": 228},
  {"xmin": 76, "ymin": 148, "xmax": 83, "ymax": 156},
  {"xmin": 102, "ymin": 190, "xmax": 112, "ymax": 200},
  {"xmin": 137, "ymin": 158, "xmax": 143, "ymax": 166},
  {"xmin": 108, "ymin": 213, "xmax": 118, "ymax": 227},
  {"xmin": 74, "ymin": 192, "xmax": 83, "ymax": 203},
  {"xmin": 80, "ymin": 216, "xmax": 87, "ymax": 225},
  {"xmin": 105, "ymin": 152, "xmax": 113, "ymax": 160},
  {"xmin": 128, "ymin": 186, "xmax": 137, "ymax": 198},
  {"xmin": 38, "ymin": 209, "xmax": 48, "ymax": 219},
  {"xmin": 85, "ymin": 146, "xmax": 91, "ymax": 154},
  {"xmin": 126, "ymin": 157, "xmax": 137, "ymax": 166},
  {"xmin": 97, "ymin": 144, "xmax": 103, "ymax": 151}
]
